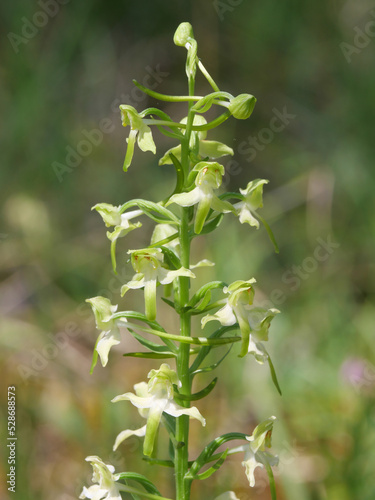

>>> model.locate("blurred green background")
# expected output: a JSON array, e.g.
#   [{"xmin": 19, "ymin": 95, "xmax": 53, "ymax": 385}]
[{"xmin": 1, "ymin": 1, "xmax": 375, "ymax": 499}]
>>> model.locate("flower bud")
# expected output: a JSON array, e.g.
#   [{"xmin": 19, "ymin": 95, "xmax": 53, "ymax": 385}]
[
  {"xmin": 173, "ymin": 22, "xmax": 194, "ymax": 46},
  {"xmin": 229, "ymin": 94, "xmax": 257, "ymax": 120}
]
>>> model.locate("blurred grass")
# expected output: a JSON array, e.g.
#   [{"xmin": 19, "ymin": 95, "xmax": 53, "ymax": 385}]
[{"xmin": 1, "ymin": 0, "xmax": 375, "ymax": 499}]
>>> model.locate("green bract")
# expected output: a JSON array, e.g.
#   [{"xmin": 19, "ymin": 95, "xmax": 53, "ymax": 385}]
[{"xmin": 83, "ymin": 21, "xmax": 281, "ymax": 500}]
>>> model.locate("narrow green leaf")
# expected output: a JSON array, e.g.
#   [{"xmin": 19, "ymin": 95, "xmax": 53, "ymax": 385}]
[
  {"xmin": 169, "ymin": 152, "xmax": 185, "ymax": 195},
  {"xmin": 189, "ymin": 325, "xmax": 238, "ymax": 374},
  {"xmin": 89, "ymin": 335, "xmax": 100, "ymax": 374},
  {"xmin": 188, "ymin": 281, "xmax": 226, "ymax": 309},
  {"xmin": 196, "ymin": 213, "xmax": 224, "ymax": 235},
  {"xmin": 264, "ymin": 461, "xmax": 277, "ymax": 500},
  {"xmin": 258, "ymin": 215, "xmax": 279, "ymax": 253},
  {"xmin": 174, "ymin": 378, "xmax": 217, "ymax": 401},
  {"xmin": 123, "ymin": 352, "xmax": 176, "ymax": 359},
  {"xmin": 196, "ymin": 448, "xmax": 228, "ymax": 480},
  {"xmin": 267, "ymin": 352, "xmax": 282, "ymax": 396},
  {"xmin": 130, "ymin": 331, "xmax": 173, "ymax": 353},
  {"xmin": 116, "ymin": 472, "xmax": 162, "ymax": 496},
  {"xmin": 161, "ymin": 297, "xmax": 181, "ymax": 313},
  {"xmin": 159, "ymin": 245, "xmax": 182, "ymax": 269},
  {"xmin": 143, "ymin": 457, "xmax": 174, "ymax": 468},
  {"xmin": 187, "ymin": 432, "xmax": 248, "ymax": 478},
  {"xmin": 120, "ymin": 199, "xmax": 180, "ymax": 225}
]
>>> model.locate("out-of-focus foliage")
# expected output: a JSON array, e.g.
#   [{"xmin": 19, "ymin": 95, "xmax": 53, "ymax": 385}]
[{"xmin": 1, "ymin": 1, "xmax": 375, "ymax": 499}]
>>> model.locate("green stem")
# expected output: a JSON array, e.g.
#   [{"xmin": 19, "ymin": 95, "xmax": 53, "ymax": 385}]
[{"xmin": 175, "ymin": 75, "xmax": 196, "ymax": 500}]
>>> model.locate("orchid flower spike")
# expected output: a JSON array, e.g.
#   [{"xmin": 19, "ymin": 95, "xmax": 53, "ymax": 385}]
[
  {"xmin": 119, "ymin": 105, "xmax": 156, "ymax": 171},
  {"xmin": 112, "ymin": 364, "xmax": 206, "ymax": 456},
  {"xmin": 240, "ymin": 416, "xmax": 278, "ymax": 488},
  {"xmin": 167, "ymin": 161, "xmax": 235, "ymax": 234},
  {"xmin": 121, "ymin": 248, "xmax": 195, "ymax": 320},
  {"xmin": 79, "ymin": 456, "xmax": 122, "ymax": 500},
  {"xmin": 86, "ymin": 296, "xmax": 127, "ymax": 367},
  {"xmin": 235, "ymin": 179, "xmax": 268, "ymax": 228}
]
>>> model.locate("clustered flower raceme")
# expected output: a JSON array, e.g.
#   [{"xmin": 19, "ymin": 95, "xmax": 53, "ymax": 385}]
[{"xmin": 81, "ymin": 21, "xmax": 281, "ymax": 500}]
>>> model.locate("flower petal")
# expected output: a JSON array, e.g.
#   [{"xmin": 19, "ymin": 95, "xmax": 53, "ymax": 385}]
[
  {"xmin": 137, "ymin": 124, "xmax": 156, "ymax": 154},
  {"xmin": 96, "ymin": 326, "xmax": 121, "ymax": 367},
  {"xmin": 123, "ymin": 129, "xmax": 138, "ymax": 171},
  {"xmin": 111, "ymin": 392, "xmax": 154, "ymax": 408},
  {"xmin": 113, "ymin": 425, "xmax": 147, "ymax": 451},
  {"xmin": 158, "ymin": 145, "xmax": 182, "ymax": 165},
  {"xmin": 144, "ymin": 278, "xmax": 157, "ymax": 320},
  {"xmin": 199, "ymin": 140, "xmax": 234, "ymax": 159},
  {"xmin": 167, "ymin": 187, "xmax": 203, "ymax": 207},
  {"xmin": 164, "ymin": 400, "xmax": 206, "ymax": 426},
  {"xmin": 121, "ymin": 274, "xmax": 145, "ymax": 296},
  {"xmin": 201, "ymin": 303, "xmax": 237, "ymax": 328},
  {"xmin": 158, "ymin": 267, "xmax": 196, "ymax": 285}
]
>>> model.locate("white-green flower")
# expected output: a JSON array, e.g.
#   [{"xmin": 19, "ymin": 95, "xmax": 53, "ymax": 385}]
[
  {"xmin": 93, "ymin": 203, "xmax": 142, "ymax": 239},
  {"xmin": 119, "ymin": 105, "xmax": 156, "ymax": 171},
  {"xmin": 246, "ymin": 307, "xmax": 280, "ymax": 363},
  {"xmin": 121, "ymin": 248, "xmax": 195, "ymax": 320},
  {"xmin": 240, "ymin": 417, "xmax": 278, "ymax": 488},
  {"xmin": 202, "ymin": 280, "xmax": 279, "ymax": 358},
  {"xmin": 79, "ymin": 456, "xmax": 122, "ymax": 500},
  {"xmin": 235, "ymin": 179, "xmax": 268, "ymax": 228},
  {"xmin": 112, "ymin": 364, "xmax": 206, "ymax": 456},
  {"xmin": 202, "ymin": 279, "xmax": 256, "ymax": 357},
  {"xmin": 92, "ymin": 203, "xmax": 142, "ymax": 271},
  {"xmin": 167, "ymin": 161, "xmax": 234, "ymax": 234},
  {"xmin": 86, "ymin": 297, "xmax": 127, "ymax": 367}
]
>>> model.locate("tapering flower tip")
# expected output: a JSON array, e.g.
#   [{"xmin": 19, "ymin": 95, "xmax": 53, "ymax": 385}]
[
  {"xmin": 173, "ymin": 22, "xmax": 194, "ymax": 46},
  {"xmin": 229, "ymin": 94, "xmax": 257, "ymax": 120}
]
